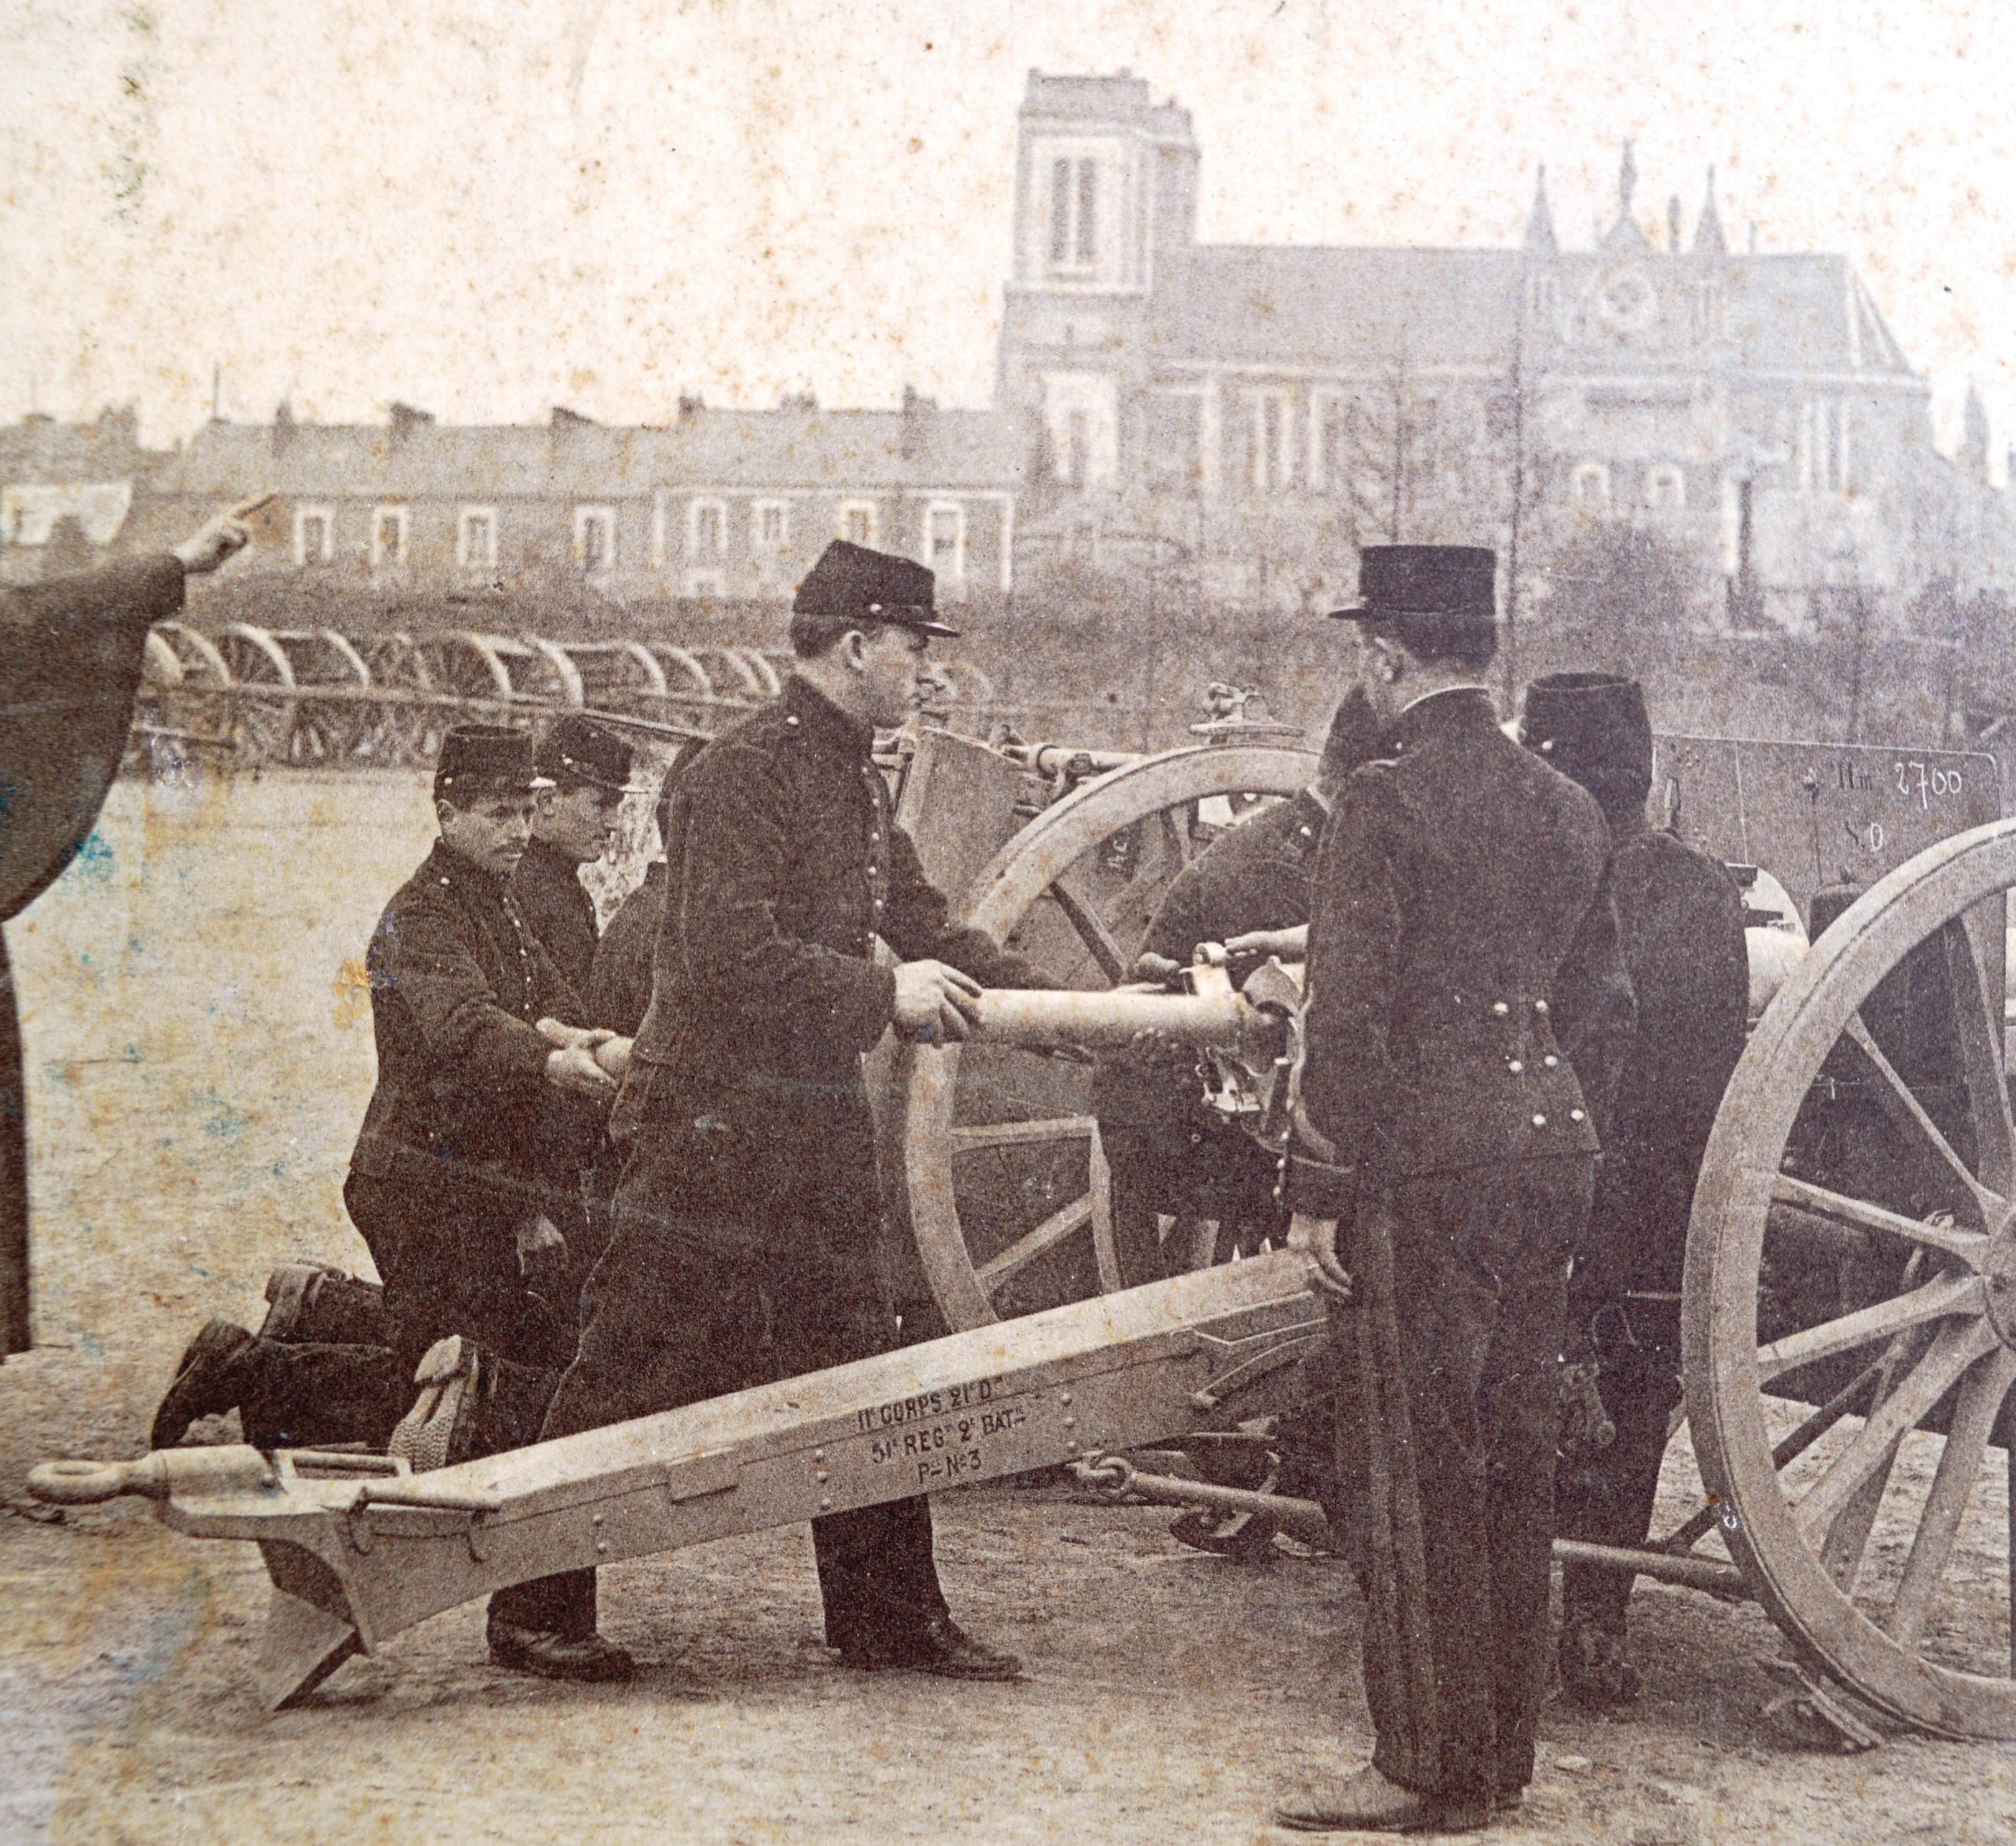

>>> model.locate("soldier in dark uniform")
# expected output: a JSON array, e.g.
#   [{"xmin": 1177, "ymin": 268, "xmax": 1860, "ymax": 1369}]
[
  {"xmin": 1519, "ymin": 672, "xmax": 1748, "ymax": 1707},
  {"xmin": 1092, "ymin": 688, "xmax": 1385, "ymax": 1282},
  {"xmin": 510, "ymin": 715, "xmax": 637, "ymax": 997},
  {"xmin": 1274, "ymin": 547, "xmax": 1632, "ymax": 1836},
  {"xmin": 2, "ymin": 500, "xmax": 265, "ymax": 1358},
  {"xmin": 533, "ymin": 541, "xmax": 1052, "ymax": 1683}
]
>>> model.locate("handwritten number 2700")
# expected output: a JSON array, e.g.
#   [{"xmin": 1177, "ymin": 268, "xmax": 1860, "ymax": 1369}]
[{"xmin": 1894, "ymin": 761, "xmax": 1963, "ymax": 808}]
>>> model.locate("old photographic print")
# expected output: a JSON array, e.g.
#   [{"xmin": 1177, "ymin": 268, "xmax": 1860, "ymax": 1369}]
[{"xmin": 4, "ymin": 3, "xmax": 2016, "ymax": 1841}]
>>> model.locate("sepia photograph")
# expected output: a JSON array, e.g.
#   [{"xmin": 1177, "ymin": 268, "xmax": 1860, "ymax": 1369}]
[{"xmin": 5, "ymin": 2, "xmax": 2016, "ymax": 1839}]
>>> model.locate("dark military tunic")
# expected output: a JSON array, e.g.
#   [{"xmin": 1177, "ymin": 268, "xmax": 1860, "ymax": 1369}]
[
  {"xmin": 510, "ymin": 834, "xmax": 600, "ymax": 1000},
  {"xmin": 586, "ymin": 860, "xmax": 664, "ymax": 1040},
  {"xmin": 346, "ymin": 838, "xmax": 586, "ymax": 1384},
  {"xmin": 541, "ymin": 674, "xmax": 1048, "ymax": 1652},
  {"xmin": 2, "ymin": 557, "xmax": 188, "ymax": 1355},
  {"xmin": 1284, "ymin": 686, "xmax": 1631, "ymax": 1811},
  {"xmin": 1092, "ymin": 789, "xmax": 1328, "ymax": 1280},
  {"xmin": 1556, "ymin": 821, "xmax": 1747, "ymax": 1643}
]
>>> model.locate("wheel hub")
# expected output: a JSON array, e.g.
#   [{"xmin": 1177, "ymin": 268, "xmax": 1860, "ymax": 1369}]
[{"xmin": 1982, "ymin": 1213, "xmax": 2016, "ymax": 1351}]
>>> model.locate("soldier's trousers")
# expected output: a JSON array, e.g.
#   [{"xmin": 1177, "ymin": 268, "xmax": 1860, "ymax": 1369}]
[
  {"xmin": 1555, "ymin": 1297, "xmax": 1684, "ymax": 1638},
  {"xmin": 532, "ymin": 1136, "xmax": 950, "ymax": 1653},
  {"xmin": 344, "ymin": 1170, "xmax": 593, "ymax": 1635},
  {"xmin": 1325, "ymin": 1156, "xmax": 1594, "ymax": 1808}
]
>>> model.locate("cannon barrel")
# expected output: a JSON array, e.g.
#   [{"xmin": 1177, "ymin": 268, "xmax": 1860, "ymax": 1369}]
[{"xmin": 967, "ymin": 979, "xmax": 1287, "ymax": 1058}]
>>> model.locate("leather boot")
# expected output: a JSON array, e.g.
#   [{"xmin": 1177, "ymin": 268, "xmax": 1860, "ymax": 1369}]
[{"xmin": 150, "ymin": 1320, "xmax": 258, "ymax": 1448}]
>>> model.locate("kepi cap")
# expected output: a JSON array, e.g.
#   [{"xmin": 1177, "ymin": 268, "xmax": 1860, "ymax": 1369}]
[
  {"xmin": 1520, "ymin": 672, "xmax": 1653, "ymax": 828},
  {"xmin": 537, "ymin": 714, "xmax": 641, "ymax": 794},
  {"xmin": 434, "ymin": 724, "xmax": 552, "ymax": 795},
  {"xmin": 794, "ymin": 539, "xmax": 959, "ymax": 637}
]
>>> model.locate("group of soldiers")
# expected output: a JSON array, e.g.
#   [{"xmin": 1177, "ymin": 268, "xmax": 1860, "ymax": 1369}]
[{"xmin": 19, "ymin": 509, "xmax": 1754, "ymax": 1837}]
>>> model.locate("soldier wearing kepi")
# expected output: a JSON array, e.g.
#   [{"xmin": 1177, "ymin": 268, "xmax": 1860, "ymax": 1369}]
[
  {"xmin": 534, "ymin": 539, "xmax": 1051, "ymax": 1682},
  {"xmin": 345, "ymin": 723, "xmax": 630, "ymax": 1681},
  {"xmin": 1520, "ymin": 673, "xmax": 1748, "ymax": 1707},
  {"xmin": 1273, "ymin": 546, "xmax": 1633, "ymax": 1835},
  {"xmin": 511, "ymin": 715, "xmax": 638, "ymax": 998}
]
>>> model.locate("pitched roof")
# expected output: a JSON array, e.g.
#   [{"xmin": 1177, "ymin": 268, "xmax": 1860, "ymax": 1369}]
[{"xmin": 142, "ymin": 406, "xmax": 1029, "ymax": 501}]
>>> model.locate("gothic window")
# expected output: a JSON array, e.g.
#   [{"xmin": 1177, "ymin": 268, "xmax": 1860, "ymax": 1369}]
[
  {"xmin": 1048, "ymin": 156, "xmax": 1099, "ymax": 270},
  {"xmin": 754, "ymin": 499, "xmax": 789, "ymax": 552},
  {"xmin": 1248, "ymin": 391, "xmax": 1293, "ymax": 494}
]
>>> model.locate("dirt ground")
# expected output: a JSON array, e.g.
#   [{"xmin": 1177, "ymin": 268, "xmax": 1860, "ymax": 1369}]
[{"xmin": 2, "ymin": 770, "xmax": 2015, "ymax": 1844}]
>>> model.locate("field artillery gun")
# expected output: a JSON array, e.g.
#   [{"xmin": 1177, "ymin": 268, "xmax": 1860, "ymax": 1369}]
[{"xmin": 35, "ymin": 716, "xmax": 2016, "ymax": 1747}]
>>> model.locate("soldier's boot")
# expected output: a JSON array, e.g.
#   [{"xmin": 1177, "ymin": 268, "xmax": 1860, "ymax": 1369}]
[
  {"xmin": 1558, "ymin": 1615, "xmax": 1643, "ymax": 1709},
  {"xmin": 259, "ymin": 1262, "xmax": 386, "ymax": 1347},
  {"xmin": 387, "ymin": 1335, "xmax": 483, "ymax": 1473},
  {"xmin": 150, "ymin": 1320, "xmax": 260, "ymax": 1449},
  {"xmin": 152, "ymin": 1317, "xmax": 406, "ymax": 1453}
]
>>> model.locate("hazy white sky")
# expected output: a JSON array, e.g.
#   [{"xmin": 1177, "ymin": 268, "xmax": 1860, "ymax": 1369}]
[{"xmin": 4, "ymin": 0, "xmax": 2013, "ymax": 455}]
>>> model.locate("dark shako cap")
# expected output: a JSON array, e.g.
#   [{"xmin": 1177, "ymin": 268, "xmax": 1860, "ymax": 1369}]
[
  {"xmin": 1326, "ymin": 544, "xmax": 1498, "ymax": 657},
  {"xmin": 434, "ymin": 724, "xmax": 552, "ymax": 797},
  {"xmin": 794, "ymin": 538, "xmax": 959, "ymax": 637},
  {"xmin": 1520, "ymin": 671, "xmax": 1653, "ymax": 827},
  {"xmin": 536, "ymin": 713, "xmax": 636, "ymax": 793}
]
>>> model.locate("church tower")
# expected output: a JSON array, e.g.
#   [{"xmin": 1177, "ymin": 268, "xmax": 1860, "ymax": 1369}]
[{"xmin": 996, "ymin": 71, "xmax": 1199, "ymax": 488}]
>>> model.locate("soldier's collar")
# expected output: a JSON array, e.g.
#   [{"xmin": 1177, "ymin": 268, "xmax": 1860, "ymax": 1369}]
[{"xmin": 783, "ymin": 675, "xmax": 875, "ymax": 754}]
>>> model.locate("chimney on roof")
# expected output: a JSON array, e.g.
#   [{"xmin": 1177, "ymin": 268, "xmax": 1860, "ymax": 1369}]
[
  {"xmin": 678, "ymin": 392, "xmax": 705, "ymax": 423},
  {"xmin": 273, "ymin": 400, "xmax": 296, "ymax": 457},
  {"xmin": 1694, "ymin": 168, "xmax": 1727, "ymax": 255},
  {"xmin": 777, "ymin": 389, "xmax": 818, "ymax": 413},
  {"xmin": 901, "ymin": 385, "xmax": 936, "ymax": 460},
  {"xmin": 1523, "ymin": 165, "xmax": 1556, "ymax": 254},
  {"xmin": 389, "ymin": 401, "xmax": 435, "ymax": 449},
  {"xmin": 1667, "ymin": 194, "xmax": 1682, "ymax": 253}
]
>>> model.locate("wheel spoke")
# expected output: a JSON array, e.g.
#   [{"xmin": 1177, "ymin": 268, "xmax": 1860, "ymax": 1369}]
[
  {"xmin": 1160, "ymin": 806, "xmax": 1196, "ymax": 867},
  {"xmin": 950, "ymin": 1116, "xmax": 1097, "ymax": 1153},
  {"xmin": 1795, "ymin": 1317, "xmax": 2002, "ymax": 1546},
  {"xmin": 1771, "ymin": 1174, "xmax": 1990, "ymax": 1270},
  {"xmin": 1842, "ymin": 1013, "xmax": 2009, "ymax": 1225},
  {"xmin": 1885, "ymin": 1348, "xmax": 2016, "ymax": 1647},
  {"xmin": 1940, "ymin": 916, "xmax": 2016, "ymax": 1197},
  {"xmin": 977, "ymin": 1194, "xmax": 1094, "ymax": 1289},
  {"xmin": 1756, "ymin": 1270, "xmax": 1985, "ymax": 1386},
  {"xmin": 1046, "ymin": 875, "xmax": 1128, "ymax": 984},
  {"xmin": 1087, "ymin": 1125, "xmax": 1120, "ymax": 1293}
]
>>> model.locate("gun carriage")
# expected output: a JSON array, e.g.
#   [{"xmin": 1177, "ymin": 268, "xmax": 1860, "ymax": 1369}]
[{"xmin": 36, "ymin": 694, "xmax": 2016, "ymax": 1747}]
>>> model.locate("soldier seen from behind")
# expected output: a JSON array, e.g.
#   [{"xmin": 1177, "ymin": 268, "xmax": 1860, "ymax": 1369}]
[
  {"xmin": 1520, "ymin": 672, "xmax": 1748, "ymax": 1708},
  {"xmin": 1274, "ymin": 546, "xmax": 1633, "ymax": 1835}
]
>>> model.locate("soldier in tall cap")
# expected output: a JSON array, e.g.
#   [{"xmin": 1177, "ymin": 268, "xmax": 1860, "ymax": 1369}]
[
  {"xmin": 1272, "ymin": 547, "xmax": 1633, "ymax": 1835},
  {"xmin": 511, "ymin": 715, "xmax": 639, "ymax": 998},
  {"xmin": 1519, "ymin": 672, "xmax": 1748, "ymax": 1707},
  {"xmin": 530, "ymin": 539, "xmax": 1056, "ymax": 1684}
]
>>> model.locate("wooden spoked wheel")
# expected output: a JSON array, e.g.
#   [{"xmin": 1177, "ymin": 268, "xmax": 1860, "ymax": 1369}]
[
  {"xmin": 213, "ymin": 624, "xmax": 299, "ymax": 767},
  {"xmin": 1687, "ymin": 816, "xmax": 2016, "ymax": 1738},
  {"xmin": 896, "ymin": 744, "xmax": 1315, "ymax": 1333}
]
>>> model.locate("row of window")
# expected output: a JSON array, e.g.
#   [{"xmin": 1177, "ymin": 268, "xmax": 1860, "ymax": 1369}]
[
  {"xmin": 1570, "ymin": 462, "xmax": 1688, "ymax": 512},
  {"xmin": 289, "ymin": 496, "xmax": 974, "ymax": 580}
]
